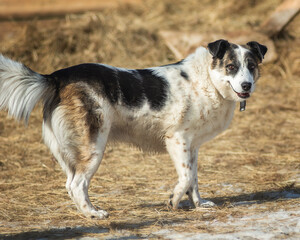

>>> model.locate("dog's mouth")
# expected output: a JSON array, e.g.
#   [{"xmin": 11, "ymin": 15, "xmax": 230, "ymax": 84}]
[
  {"xmin": 236, "ymin": 92, "xmax": 250, "ymax": 99},
  {"xmin": 228, "ymin": 82, "xmax": 250, "ymax": 99}
]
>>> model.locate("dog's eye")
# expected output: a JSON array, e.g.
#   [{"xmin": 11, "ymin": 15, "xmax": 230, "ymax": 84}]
[
  {"xmin": 226, "ymin": 64, "xmax": 236, "ymax": 71},
  {"xmin": 248, "ymin": 63, "xmax": 256, "ymax": 71}
]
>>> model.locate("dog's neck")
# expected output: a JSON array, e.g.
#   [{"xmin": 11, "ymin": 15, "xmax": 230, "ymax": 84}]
[{"xmin": 185, "ymin": 47, "xmax": 235, "ymax": 107}]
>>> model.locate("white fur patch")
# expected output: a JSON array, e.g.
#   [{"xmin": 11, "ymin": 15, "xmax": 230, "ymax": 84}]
[{"xmin": 0, "ymin": 55, "xmax": 48, "ymax": 123}]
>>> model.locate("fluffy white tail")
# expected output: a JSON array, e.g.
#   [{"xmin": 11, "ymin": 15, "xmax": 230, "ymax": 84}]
[{"xmin": 0, "ymin": 55, "xmax": 51, "ymax": 123}]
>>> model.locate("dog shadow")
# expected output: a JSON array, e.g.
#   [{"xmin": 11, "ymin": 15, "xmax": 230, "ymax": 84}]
[
  {"xmin": 140, "ymin": 185, "xmax": 300, "ymax": 209},
  {"xmin": 0, "ymin": 227, "xmax": 109, "ymax": 240},
  {"xmin": 0, "ymin": 218, "xmax": 186, "ymax": 240},
  {"xmin": 210, "ymin": 186, "xmax": 300, "ymax": 207},
  {"xmin": 0, "ymin": 226, "xmax": 148, "ymax": 240},
  {"xmin": 0, "ymin": 219, "xmax": 186, "ymax": 240}
]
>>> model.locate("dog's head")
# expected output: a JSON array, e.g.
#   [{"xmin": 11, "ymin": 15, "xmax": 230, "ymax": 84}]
[{"xmin": 207, "ymin": 39, "xmax": 267, "ymax": 102}]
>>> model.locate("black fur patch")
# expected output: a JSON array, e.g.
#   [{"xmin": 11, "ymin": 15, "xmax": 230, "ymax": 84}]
[
  {"xmin": 47, "ymin": 64, "xmax": 169, "ymax": 111},
  {"xmin": 117, "ymin": 70, "xmax": 144, "ymax": 108},
  {"xmin": 246, "ymin": 41, "xmax": 267, "ymax": 63},
  {"xmin": 137, "ymin": 69, "xmax": 169, "ymax": 110},
  {"xmin": 49, "ymin": 64, "xmax": 121, "ymax": 106},
  {"xmin": 180, "ymin": 70, "xmax": 189, "ymax": 81},
  {"xmin": 208, "ymin": 39, "xmax": 230, "ymax": 59},
  {"xmin": 244, "ymin": 51, "xmax": 260, "ymax": 79},
  {"xmin": 42, "ymin": 75, "xmax": 61, "ymax": 121}
]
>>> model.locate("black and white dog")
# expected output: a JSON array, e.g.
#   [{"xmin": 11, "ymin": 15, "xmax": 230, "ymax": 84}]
[{"xmin": 0, "ymin": 40, "xmax": 267, "ymax": 218}]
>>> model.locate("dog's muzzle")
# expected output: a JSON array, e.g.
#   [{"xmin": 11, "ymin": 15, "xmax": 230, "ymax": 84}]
[{"xmin": 228, "ymin": 82, "xmax": 251, "ymax": 99}]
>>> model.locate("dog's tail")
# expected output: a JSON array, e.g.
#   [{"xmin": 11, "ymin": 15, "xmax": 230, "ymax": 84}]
[{"xmin": 0, "ymin": 55, "xmax": 55, "ymax": 124}]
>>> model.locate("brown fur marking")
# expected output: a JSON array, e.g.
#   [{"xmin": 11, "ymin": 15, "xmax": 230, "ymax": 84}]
[{"xmin": 59, "ymin": 83, "xmax": 102, "ymax": 173}]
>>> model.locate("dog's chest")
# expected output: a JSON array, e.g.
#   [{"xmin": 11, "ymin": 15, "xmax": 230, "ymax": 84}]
[{"xmin": 185, "ymin": 97, "xmax": 236, "ymax": 147}]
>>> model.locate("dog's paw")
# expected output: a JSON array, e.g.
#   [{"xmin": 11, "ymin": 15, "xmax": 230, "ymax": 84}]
[{"xmin": 89, "ymin": 209, "xmax": 109, "ymax": 219}]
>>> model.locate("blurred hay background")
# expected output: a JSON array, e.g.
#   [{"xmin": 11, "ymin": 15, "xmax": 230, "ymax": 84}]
[{"xmin": 0, "ymin": 0, "xmax": 299, "ymax": 238}]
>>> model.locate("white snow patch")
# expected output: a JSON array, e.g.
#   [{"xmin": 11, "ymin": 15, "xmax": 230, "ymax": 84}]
[{"xmin": 154, "ymin": 209, "xmax": 300, "ymax": 240}]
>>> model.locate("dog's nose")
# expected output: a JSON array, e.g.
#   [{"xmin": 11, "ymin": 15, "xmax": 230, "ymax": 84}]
[{"xmin": 241, "ymin": 82, "xmax": 252, "ymax": 91}]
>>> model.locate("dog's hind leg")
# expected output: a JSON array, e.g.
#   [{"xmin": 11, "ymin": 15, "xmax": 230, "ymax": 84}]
[
  {"xmin": 43, "ymin": 83, "xmax": 111, "ymax": 218},
  {"xmin": 67, "ymin": 131, "xmax": 109, "ymax": 219},
  {"xmin": 44, "ymin": 119, "xmax": 109, "ymax": 218}
]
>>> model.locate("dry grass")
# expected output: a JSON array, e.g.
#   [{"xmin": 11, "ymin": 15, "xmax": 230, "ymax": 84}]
[{"xmin": 0, "ymin": 0, "xmax": 299, "ymax": 238}]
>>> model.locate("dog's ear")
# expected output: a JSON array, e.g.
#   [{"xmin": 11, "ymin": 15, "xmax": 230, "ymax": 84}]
[
  {"xmin": 208, "ymin": 39, "xmax": 230, "ymax": 59},
  {"xmin": 246, "ymin": 41, "xmax": 268, "ymax": 63}
]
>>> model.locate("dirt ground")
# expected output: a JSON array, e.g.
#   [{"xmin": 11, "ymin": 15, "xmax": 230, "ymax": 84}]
[{"xmin": 0, "ymin": 0, "xmax": 299, "ymax": 239}]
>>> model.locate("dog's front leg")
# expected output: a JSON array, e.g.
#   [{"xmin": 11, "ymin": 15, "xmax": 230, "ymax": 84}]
[
  {"xmin": 165, "ymin": 135, "xmax": 195, "ymax": 209},
  {"xmin": 186, "ymin": 149, "xmax": 216, "ymax": 208}
]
